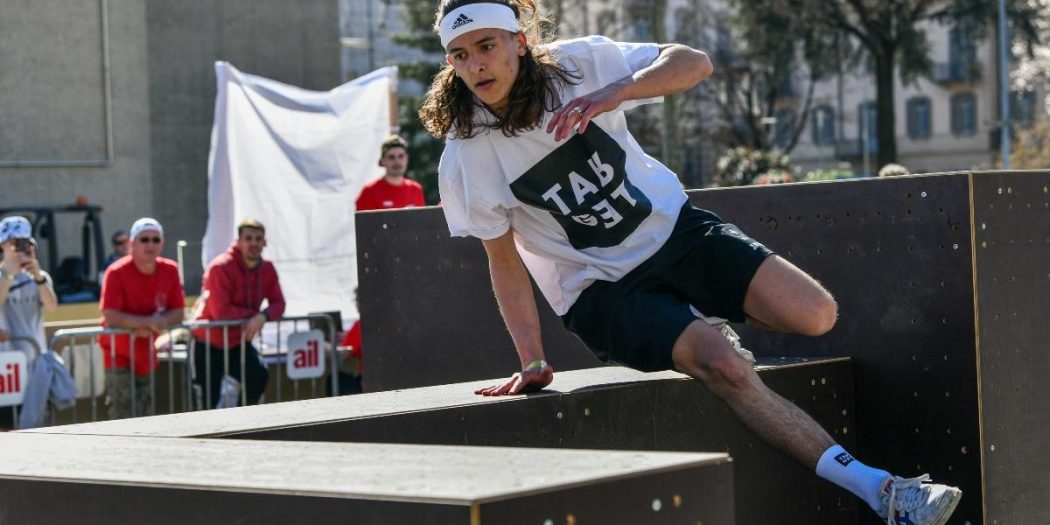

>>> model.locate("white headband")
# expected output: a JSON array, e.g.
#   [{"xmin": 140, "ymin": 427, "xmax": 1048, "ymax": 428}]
[{"xmin": 439, "ymin": 3, "xmax": 520, "ymax": 50}]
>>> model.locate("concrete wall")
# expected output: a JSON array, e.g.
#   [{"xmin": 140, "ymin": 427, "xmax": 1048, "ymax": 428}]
[
  {"xmin": 146, "ymin": 0, "xmax": 341, "ymax": 293},
  {"xmin": 2, "ymin": 0, "xmax": 341, "ymax": 296},
  {"xmin": 0, "ymin": 0, "xmax": 152, "ymax": 274}
]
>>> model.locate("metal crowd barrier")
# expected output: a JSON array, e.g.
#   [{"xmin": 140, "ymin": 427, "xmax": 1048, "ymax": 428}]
[{"xmin": 48, "ymin": 313, "xmax": 341, "ymax": 423}]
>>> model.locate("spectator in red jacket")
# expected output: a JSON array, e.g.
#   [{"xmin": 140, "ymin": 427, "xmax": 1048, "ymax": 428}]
[
  {"xmin": 99, "ymin": 217, "xmax": 185, "ymax": 419},
  {"xmin": 355, "ymin": 135, "xmax": 426, "ymax": 210},
  {"xmin": 192, "ymin": 219, "xmax": 285, "ymax": 408}
]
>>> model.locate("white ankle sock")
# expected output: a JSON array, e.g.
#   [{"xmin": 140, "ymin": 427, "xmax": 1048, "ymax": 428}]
[{"xmin": 815, "ymin": 444, "xmax": 891, "ymax": 512}]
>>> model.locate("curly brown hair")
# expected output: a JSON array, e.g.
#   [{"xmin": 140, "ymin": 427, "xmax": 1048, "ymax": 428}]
[{"xmin": 419, "ymin": 0, "xmax": 581, "ymax": 139}]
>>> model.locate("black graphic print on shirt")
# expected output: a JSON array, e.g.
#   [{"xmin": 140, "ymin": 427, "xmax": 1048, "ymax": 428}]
[{"xmin": 510, "ymin": 124, "xmax": 652, "ymax": 249}]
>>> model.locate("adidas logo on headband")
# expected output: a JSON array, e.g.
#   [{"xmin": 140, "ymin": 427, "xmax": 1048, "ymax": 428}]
[
  {"xmin": 439, "ymin": 4, "xmax": 518, "ymax": 49},
  {"xmin": 451, "ymin": 13, "xmax": 474, "ymax": 29}
]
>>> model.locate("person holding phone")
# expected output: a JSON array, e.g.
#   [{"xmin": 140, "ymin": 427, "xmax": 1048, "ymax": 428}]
[{"xmin": 0, "ymin": 215, "xmax": 58, "ymax": 366}]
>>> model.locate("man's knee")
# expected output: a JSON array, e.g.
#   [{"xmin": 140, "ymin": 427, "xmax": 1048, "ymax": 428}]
[{"xmin": 674, "ymin": 336, "xmax": 756, "ymax": 397}]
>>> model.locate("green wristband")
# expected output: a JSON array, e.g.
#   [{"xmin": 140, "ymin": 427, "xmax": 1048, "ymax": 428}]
[{"xmin": 524, "ymin": 359, "xmax": 547, "ymax": 371}]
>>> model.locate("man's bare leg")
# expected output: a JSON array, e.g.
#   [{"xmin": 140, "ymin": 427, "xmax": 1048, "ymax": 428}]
[
  {"xmin": 671, "ymin": 320, "xmax": 833, "ymax": 467},
  {"xmin": 680, "ymin": 254, "xmax": 961, "ymax": 523}
]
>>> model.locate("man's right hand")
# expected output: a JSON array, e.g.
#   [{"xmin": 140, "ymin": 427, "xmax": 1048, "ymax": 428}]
[
  {"xmin": 1, "ymin": 247, "xmax": 22, "ymax": 276},
  {"xmin": 475, "ymin": 364, "xmax": 554, "ymax": 396},
  {"xmin": 0, "ymin": 329, "xmax": 9, "ymax": 343},
  {"xmin": 146, "ymin": 314, "xmax": 169, "ymax": 334}
]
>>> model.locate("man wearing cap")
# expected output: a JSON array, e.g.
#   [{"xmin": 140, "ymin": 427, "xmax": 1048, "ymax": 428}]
[
  {"xmin": 355, "ymin": 135, "xmax": 426, "ymax": 211},
  {"xmin": 98, "ymin": 217, "xmax": 185, "ymax": 419},
  {"xmin": 0, "ymin": 216, "xmax": 58, "ymax": 428},
  {"xmin": 0, "ymin": 216, "xmax": 58, "ymax": 362}
]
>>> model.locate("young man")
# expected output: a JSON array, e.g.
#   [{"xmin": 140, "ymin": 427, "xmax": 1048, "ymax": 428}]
[
  {"xmin": 355, "ymin": 135, "xmax": 426, "ymax": 211},
  {"xmin": 99, "ymin": 217, "xmax": 185, "ymax": 419},
  {"xmin": 192, "ymin": 219, "xmax": 285, "ymax": 408},
  {"xmin": 420, "ymin": 1, "xmax": 961, "ymax": 524}
]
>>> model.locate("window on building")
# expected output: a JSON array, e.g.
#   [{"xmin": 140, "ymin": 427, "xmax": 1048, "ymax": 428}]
[
  {"xmin": 1011, "ymin": 90, "xmax": 1037, "ymax": 128},
  {"xmin": 906, "ymin": 97, "xmax": 932, "ymax": 140},
  {"xmin": 951, "ymin": 92, "xmax": 977, "ymax": 136},
  {"xmin": 625, "ymin": 0, "xmax": 652, "ymax": 41},
  {"xmin": 858, "ymin": 102, "xmax": 878, "ymax": 153},
  {"xmin": 774, "ymin": 109, "xmax": 796, "ymax": 149},
  {"xmin": 949, "ymin": 26, "xmax": 977, "ymax": 78},
  {"xmin": 811, "ymin": 106, "xmax": 835, "ymax": 146}
]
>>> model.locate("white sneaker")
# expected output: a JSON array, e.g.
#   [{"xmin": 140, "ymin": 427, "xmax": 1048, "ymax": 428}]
[
  {"xmin": 693, "ymin": 308, "xmax": 755, "ymax": 365},
  {"xmin": 877, "ymin": 474, "xmax": 962, "ymax": 525}
]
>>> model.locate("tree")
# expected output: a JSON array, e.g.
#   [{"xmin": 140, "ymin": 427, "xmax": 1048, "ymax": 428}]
[
  {"xmin": 1013, "ymin": 0, "xmax": 1050, "ymax": 115},
  {"xmin": 783, "ymin": 0, "xmax": 1045, "ymax": 168},
  {"xmin": 383, "ymin": 0, "xmax": 446, "ymax": 203},
  {"xmin": 699, "ymin": 0, "xmax": 840, "ymax": 154}
]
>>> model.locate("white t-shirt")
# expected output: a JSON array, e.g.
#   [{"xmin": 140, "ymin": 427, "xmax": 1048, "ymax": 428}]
[
  {"xmin": 1, "ymin": 271, "xmax": 51, "ymax": 362},
  {"xmin": 439, "ymin": 36, "xmax": 689, "ymax": 315}
]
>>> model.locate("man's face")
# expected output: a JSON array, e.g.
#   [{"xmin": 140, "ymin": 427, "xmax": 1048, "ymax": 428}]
[
  {"xmin": 113, "ymin": 234, "xmax": 130, "ymax": 256},
  {"xmin": 132, "ymin": 231, "xmax": 163, "ymax": 262},
  {"xmin": 1, "ymin": 240, "xmax": 22, "ymax": 263},
  {"xmin": 1, "ymin": 238, "xmax": 30, "ymax": 264},
  {"xmin": 380, "ymin": 147, "xmax": 409, "ymax": 179},
  {"xmin": 446, "ymin": 28, "xmax": 526, "ymax": 113},
  {"xmin": 237, "ymin": 227, "xmax": 266, "ymax": 262}
]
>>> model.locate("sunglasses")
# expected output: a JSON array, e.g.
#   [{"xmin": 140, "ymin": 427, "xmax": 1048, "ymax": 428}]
[
  {"xmin": 13, "ymin": 238, "xmax": 32, "ymax": 253},
  {"xmin": 136, "ymin": 236, "xmax": 162, "ymax": 244}
]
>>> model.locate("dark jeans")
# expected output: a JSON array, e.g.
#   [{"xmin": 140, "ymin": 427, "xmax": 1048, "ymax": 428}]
[{"xmin": 193, "ymin": 340, "xmax": 269, "ymax": 409}]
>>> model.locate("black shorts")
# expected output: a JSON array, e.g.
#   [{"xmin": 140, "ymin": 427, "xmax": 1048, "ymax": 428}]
[{"xmin": 561, "ymin": 204, "xmax": 774, "ymax": 372}]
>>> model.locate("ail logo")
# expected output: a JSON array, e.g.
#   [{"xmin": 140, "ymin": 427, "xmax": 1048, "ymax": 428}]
[
  {"xmin": 286, "ymin": 330, "xmax": 325, "ymax": 380},
  {"xmin": 0, "ymin": 352, "xmax": 28, "ymax": 406}
]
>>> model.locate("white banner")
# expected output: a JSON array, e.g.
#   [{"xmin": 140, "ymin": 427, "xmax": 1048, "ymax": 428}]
[
  {"xmin": 0, "ymin": 351, "xmax": 28, "ymax": 407},
  {"xmin": 203, "ymin": 62, "xmax": 397, "ymax": 321}
]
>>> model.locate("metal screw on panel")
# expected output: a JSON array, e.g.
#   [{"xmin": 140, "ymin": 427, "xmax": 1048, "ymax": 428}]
[
  {"xmin": 921, "ymin": 191, "xmax": 928, "ymax": 198},
  {"xmin": 652, "ymin": 499, "xmax": 663, "ymax": 512}
]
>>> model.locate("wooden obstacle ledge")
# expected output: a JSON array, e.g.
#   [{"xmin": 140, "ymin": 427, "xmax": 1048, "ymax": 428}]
[
  {"xmin": 27, "ymin": 358, "xmax": 857, "ymax": 525},
  {"xmin": 0, "ymin": 433, "xmax": 732, "ymax": 525},
  {"xmin": 357, "ymin": 171, "xmax": 1050, "ymax": 524}
]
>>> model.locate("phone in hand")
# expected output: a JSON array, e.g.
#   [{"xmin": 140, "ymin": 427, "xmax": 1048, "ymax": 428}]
[{"xmin": 13, "ymin": 238, "xmax": 32, "ymax": 255}]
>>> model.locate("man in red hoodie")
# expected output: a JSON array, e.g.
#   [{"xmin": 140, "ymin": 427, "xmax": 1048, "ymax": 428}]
[{"xmin": 192, "ymin": 219, "xmax": 285, "ymax": 408}]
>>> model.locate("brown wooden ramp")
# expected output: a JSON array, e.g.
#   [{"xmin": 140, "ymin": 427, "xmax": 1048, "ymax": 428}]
[
  {"xmin": 0, "ymin": 433, "xmax": 732, "ymax": 525},
  {"xmin": 358, "ymin": 170, "xmax": 1050, "ymax": 524},
  {"xmin": 27, "ymin": 359, "xmax": 858, "ymax": 525}
]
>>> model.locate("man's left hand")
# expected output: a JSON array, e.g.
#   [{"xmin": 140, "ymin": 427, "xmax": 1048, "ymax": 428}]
[
  {"xmin": 243, "ymin": 312, "xmax": 266, "ymax": 342},
  {"xmin": 21, "ymin": 257, "xmax": 42, "ymax": 279},
  {"xmin": 545, "ymin": 80, "xmax": 627, "ymax": 142}
]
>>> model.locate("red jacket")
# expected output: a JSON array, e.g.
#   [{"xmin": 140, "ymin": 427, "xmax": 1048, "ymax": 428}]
[{"xmin": 191, "ymin": 244, "xmax": 285, "ymax": 348}]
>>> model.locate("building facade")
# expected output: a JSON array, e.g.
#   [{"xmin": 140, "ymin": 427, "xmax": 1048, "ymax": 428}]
[{"xmin": 1, "ymin": 0, "xmax": 341, "ymax": 295}]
